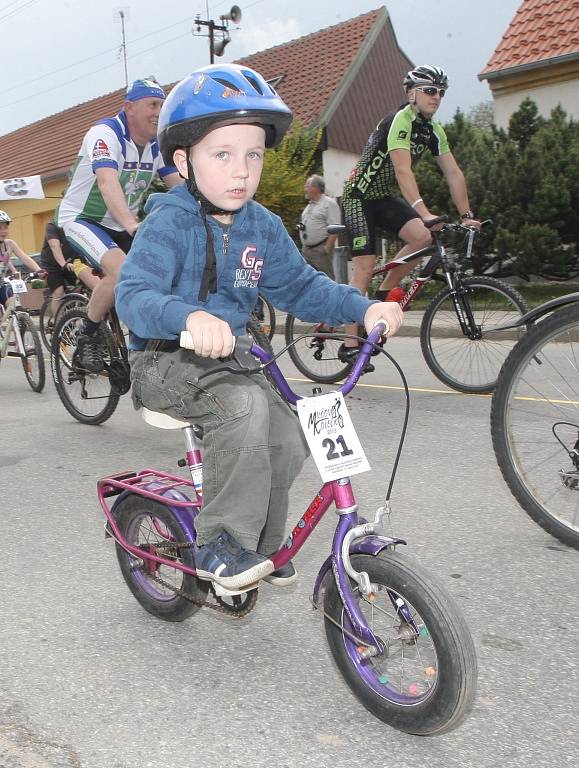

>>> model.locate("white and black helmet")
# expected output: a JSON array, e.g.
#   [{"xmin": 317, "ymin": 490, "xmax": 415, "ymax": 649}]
[
  {"xmin": 0, "ymin": 210, "xmax": 11, "ymax": 224},
  {"xmin": 403, "ymin": 65, "xmax": 448, "ymax": 90}
]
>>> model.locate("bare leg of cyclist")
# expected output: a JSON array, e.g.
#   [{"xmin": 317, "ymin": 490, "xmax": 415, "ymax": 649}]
[
  {"xmin": 377, "ymin": 219, "xmax": 432, "ymax": 292},
  {"xmin": 85, "ymin": 248, "xmax": 124, "ymax": 323},
  {"xmin": 77, "ymin": 248, "xmax": 124, "ymax": 372},
  {"xmin": 78, "ymin": 265, "xmax": 100, "ymax": 293},
  {"xmin": 343, "ymin": 253, "xmax": 376, "ymax": 349},
  {"xmin": 50, "ymin": 285, "xmax": 65, "ymax": 318}
]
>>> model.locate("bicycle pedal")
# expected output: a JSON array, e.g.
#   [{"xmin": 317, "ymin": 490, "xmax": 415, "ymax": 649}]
[{"xmin": 212, "ymin": 581, "xmax": 257, "ymax": 598}]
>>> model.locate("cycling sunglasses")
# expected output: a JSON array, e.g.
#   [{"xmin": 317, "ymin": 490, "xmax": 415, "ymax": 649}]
[{"xmin": 416, "ymin": 86, "xmax": 446, "ymax": 97}]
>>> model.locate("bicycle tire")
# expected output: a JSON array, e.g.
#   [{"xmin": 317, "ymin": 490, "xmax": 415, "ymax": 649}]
[
  {"xmin": 51, "ymin": 307, "xmax": 121, "ymax": 425},
  {"xmin": 113, "ymin": 494, "xmax": 208, "ymax": 621},
  {"xmin": 284, "ymin": 313, "xmax": 351, "ymax": 383},
  {"xmin": 324, "ymin": 551, "xmax": 477, "ymax": 735},
  {"xmin": 420, "ymin": 275, "xmax": 529, "ymax": 394},
  {"xmin": 17, "ymin": 312, "xmax": 45, "ymax": 392},
  {"xmin": 40, "ymin": 292, "xmax": 89, "ymax": 351},
  {"xmin": 491, "ymin": 303, "xmax": 579, "ymax": 549},
  {"xmin": 251, "ymin": 295, "xmax": 276, "ymax": 341}
]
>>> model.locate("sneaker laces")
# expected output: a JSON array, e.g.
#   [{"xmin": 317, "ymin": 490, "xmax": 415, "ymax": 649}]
[{"xmin": 79, "ymin": 334, "xmax": 104, "ymax": 368}]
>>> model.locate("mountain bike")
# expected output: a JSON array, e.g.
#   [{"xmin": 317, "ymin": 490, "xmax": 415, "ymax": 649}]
[
  {"xmin": 0, "ymin": 275, "xmax": 45, "ymax": 392},
  {"xmin": 285, "ymin": 219, "xmax": 529, "ymax": 393},
  {"xmin": 491, "ymin": 292, "xmax": 579, "ymax": 549},
  {"xmin": 50, "ymin": 305, "xmax": 130, "ymax": 425},
  {"xmin": 97, "ymin": 324, "xmax": 477, "ymax": 735}
]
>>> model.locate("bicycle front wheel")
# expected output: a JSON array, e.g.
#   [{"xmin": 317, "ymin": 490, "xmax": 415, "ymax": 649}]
[
  {"xmin": 491, "ymin": 303, "xmax": 579, "ymax": 549},
  {"xmin": 323, "ymin": 552, "xmax": 477, "ymax": 735},
  {"xmin": 51, "ymin": 307, "xmax": 120, "ymax": 425},
  {"xmin": 17, "ymin": 313, "xmax": 45, "ymax": 392},
  {"xmin": 285, "ymin": 314, "xmax": 351, "ymax": 383},
  {"xmin": 420, "ymin": 276, "xmax": 529, "ymax": 393},
  {"xmin": 114, "ymin": 494, "xmax": 208, "ymax": 621}
]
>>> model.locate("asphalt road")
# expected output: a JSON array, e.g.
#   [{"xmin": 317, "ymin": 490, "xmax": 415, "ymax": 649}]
[{"xmin": 0, "ymin": 336, "xmax": 577, "ymax": 768}]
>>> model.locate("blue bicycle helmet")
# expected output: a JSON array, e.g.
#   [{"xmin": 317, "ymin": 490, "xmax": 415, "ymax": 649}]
[{"xmin": 158, "ymin": 63, "xmax": 293, "ymax": 163}]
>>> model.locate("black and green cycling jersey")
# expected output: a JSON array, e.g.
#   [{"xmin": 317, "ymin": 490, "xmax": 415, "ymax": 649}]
[{"xmin": 343, "ymin": 104, "xmax": 450, "ymax": 201}]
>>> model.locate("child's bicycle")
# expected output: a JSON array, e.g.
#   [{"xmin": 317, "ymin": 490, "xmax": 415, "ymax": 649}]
[
  {"xmin": 285, "ymin": 217, "xmax": 529, "ymax": 393},
  {"xmin": 97, "ymin": 324, "xmax": 477, "ymax": 735},
  {"xmin": 0, "ymin": 274, "xmax": 45, "ymax": 392}
]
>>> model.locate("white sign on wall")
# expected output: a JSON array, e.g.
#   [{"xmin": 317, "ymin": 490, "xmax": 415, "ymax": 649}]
[{"xmin": 0, "ymin": 175, "xmax": 45, "ymax": 200}]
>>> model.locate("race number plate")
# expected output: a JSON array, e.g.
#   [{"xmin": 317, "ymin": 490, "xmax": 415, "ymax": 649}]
[
  {"xmin": 297, "ymin": 391, "xmax": 370, "ymax": 482},
  {"xmin": 8, "ymin": 278, "xmax": 27, "ymax": 294}
]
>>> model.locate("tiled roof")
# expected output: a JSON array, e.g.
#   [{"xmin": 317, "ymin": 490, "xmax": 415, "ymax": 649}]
[
  {"xmin": 0, "ymin": 87, "xmax": 128, "ymax": 180},
  {"xmin": 235, "ymin": 9, "xmax": 383, "ymax": 125},
  {"xmin": 0, "ymin": 8, "xmax": 384, "ymax": 180},
  {"xmin": 480, "ymin": 0, "xmax": 579, "ymax": 77}
]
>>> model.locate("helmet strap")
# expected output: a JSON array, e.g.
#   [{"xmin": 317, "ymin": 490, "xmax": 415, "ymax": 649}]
[{"xmin": 183, "ymin": 154, "xmax": 242, "ymax": 302}]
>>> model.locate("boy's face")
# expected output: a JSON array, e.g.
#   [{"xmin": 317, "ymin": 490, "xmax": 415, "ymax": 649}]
[
  {"xmin": 175, "ymin": 124, "xmax": 266, "ymax": 211},
  {"xmin": 0, "ymin": 223, "xmax": 9, "ymax": 241}
]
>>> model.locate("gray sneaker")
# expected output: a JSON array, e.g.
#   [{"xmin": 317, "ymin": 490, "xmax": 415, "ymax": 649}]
[{"xmin": 76, "ymin": 333, "xmax": 104, "ymax": 373}]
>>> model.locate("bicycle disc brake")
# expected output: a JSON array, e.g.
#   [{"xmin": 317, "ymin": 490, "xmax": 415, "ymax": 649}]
[{"xmin": 107, "ymin": 358, "xmax": 131, "ymax": 395}]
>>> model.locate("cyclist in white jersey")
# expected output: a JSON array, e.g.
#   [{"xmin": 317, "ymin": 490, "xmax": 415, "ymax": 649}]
[
  {"xmin": 0, "ymin": 210, "xmax": 42, "ymax": 307},
  {"xmin": 57, "ymin": 79, "xmax": 182, "ymax": 371}
]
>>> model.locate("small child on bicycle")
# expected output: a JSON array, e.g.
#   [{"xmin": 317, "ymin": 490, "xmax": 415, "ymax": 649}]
[
  {"xmin": 0, "ymin": 210, "xmax": 42, "ymax": 308},
  {"xmin": 116, "ymin": 64, "xmax": 403, "ymax": 591}
]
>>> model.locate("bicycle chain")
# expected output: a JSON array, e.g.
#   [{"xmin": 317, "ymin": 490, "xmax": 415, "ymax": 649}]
[{"xmin": 132, "ymin": 540, "xmax": 259, "ymax": 618}]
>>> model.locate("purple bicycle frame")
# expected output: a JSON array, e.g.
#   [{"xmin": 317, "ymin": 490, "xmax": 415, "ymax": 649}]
[{"xmin": 97, "ymin": 325, "xmax": 403, "ymax": 648}]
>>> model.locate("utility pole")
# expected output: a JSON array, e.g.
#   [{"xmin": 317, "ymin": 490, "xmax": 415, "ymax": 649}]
[
  {"xmin": 114, "ymin": 7, "xmax": 130, "ymax": 88},
  {"xmin": 193, "ymin": 5, "xmax": 242, "ymax": 64}
]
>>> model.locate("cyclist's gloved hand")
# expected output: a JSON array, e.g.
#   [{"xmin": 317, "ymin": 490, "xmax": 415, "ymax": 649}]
[
  {"xmin": 364, "ymin": 302, "xmax": 403, "ymax": 338},
  {"xmin": 185, "ymin": 310, "xmax": 235, "ymax": 359}
]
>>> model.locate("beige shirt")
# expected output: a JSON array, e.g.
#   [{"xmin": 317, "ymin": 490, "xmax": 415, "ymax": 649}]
[{"xmin": 300, "ymin": 194, "xmax": 341, "ymax": 247}]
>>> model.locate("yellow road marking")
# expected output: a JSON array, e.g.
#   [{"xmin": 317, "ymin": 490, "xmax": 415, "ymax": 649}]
[{"xmin": 285, "ymin": 376, "xmax": 579, "ymax": 404}]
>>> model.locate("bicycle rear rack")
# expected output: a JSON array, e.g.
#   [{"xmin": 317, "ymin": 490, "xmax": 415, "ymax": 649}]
[{"xmin": 97, "ymin": 469, "xmax": 200, "ymax": 507}]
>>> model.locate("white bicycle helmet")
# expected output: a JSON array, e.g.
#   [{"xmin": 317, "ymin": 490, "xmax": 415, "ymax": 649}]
[
  {"xmin": 0, "ymin": 210, "xmax": 11, "ymax": 224},
  {"xmin": 403, "ymin": 65, "xmax": 448, "ymax": 90}
]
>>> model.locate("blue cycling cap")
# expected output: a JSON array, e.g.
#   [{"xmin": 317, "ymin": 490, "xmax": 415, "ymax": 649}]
[{"xmin": 125, "ymin": 78, "xmax": 165, "ymax": 102}]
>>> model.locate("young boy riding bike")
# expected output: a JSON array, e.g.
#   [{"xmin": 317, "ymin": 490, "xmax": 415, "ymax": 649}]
[{"xmin": 116, "ymin": 64, "xmax": 403, "ymax": 591}]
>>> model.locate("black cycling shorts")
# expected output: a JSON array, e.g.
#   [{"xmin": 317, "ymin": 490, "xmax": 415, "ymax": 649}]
[{"xmin": 342, "ymin": 196, "xmax": 420, "ymax": 256}]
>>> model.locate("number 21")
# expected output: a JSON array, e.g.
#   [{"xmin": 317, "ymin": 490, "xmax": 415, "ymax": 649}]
[{"xmin": 322, "ymin": 435, "xmax": 354, "ymax": 460}]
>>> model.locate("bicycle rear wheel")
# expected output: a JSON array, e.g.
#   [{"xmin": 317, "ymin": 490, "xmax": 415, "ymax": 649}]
[
  {"xmin": 251, "ymin": 295, "xmax": 276, "ymax": 340},
  {"xmin": 491, "ymin": 303, "xmax": 579, "ymax": 549},
  {"xmin": 51, "ymin": 307, "xmax": 120, "ymax": 424},
  {"xmin": 324, "ymin": 552, "xmax": 477, "ymax": 735},
  {"xmin": 17, "ymin": 312, "xmax": 45, "ymax": 392},
  {"xmin": 114, "ymin": 494, "xmax": 208, "ymax": 621},
  {"xmin": 285, "ymin": 314, "xmax": 351, "ymax": 383},
  {"xmin": 40, "ymin": 292, "xmax": 88, "ymax": 351},
  {"xmin": 420, "ymin": 275, "xmax": 529, "ymax": 393}
]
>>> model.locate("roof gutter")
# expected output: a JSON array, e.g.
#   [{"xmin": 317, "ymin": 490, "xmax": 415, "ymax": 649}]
[{"xmin": 479, "ymin": 51, "xmax": 579, "ymax": 81}]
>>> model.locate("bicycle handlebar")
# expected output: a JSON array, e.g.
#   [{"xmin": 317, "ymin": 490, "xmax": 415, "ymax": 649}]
[{"xmin": 180, "ymin": 323, "xmax": 388, "ymax": 406}]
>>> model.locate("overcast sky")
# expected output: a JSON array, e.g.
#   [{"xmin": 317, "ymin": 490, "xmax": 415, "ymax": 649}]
[{"xmin": 2, "ymin": 0, "xmax": 522, "ymax": 136}]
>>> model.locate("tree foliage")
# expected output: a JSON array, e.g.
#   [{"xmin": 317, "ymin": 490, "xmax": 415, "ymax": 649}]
[
  {"xmin": 414, "ymin": 98, "xmax": 579, "ymax": 280},
  {"xmin": 254, "ymin": 121, "xmax": 322, "ymax": 234}
]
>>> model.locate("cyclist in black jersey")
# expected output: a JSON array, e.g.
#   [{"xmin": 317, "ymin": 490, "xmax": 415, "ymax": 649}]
[{"xmin": 340, "ymin": 65, "xmax": 480, "ymax": 362}]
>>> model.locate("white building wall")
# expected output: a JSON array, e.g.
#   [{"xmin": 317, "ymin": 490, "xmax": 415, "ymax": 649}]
[
  {"xmin": 493, "ymin": 79, "xmax": 579, "ymax": 129},
  {"xmin": 321, "ymin": 147, "xmax": 359, "ymax": 199}
]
